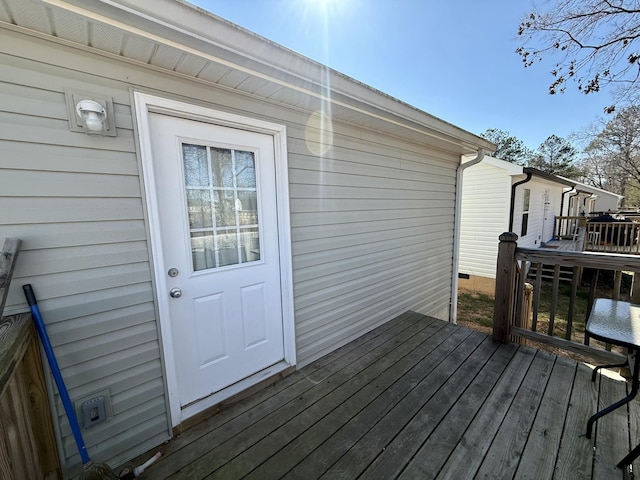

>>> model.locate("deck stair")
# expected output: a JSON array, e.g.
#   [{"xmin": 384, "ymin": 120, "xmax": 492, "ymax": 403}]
[{"xmin": 527, "ymin": 263, "xmax": 574, "ymax": 283}]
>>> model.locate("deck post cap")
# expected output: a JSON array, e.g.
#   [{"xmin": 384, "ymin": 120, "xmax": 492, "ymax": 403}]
[{"xmin": 499, "ymin": 232, "xmax": 519, "ymax": 242}]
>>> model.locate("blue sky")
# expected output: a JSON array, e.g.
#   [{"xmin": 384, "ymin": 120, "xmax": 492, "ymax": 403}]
[{"xmin": 188, "ymin": 0, "xmax": 613, "ymax": 151}]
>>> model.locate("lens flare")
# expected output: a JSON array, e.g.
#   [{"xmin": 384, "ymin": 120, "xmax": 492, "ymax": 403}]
[{"xmin": 305, "ymin": 110, "xmax": 334, "ymax": 156}]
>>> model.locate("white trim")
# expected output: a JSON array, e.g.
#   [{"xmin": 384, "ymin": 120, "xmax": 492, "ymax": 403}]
[{"xmin": 133, "ymin": 91, "xmax": 295, "ymax": 426}]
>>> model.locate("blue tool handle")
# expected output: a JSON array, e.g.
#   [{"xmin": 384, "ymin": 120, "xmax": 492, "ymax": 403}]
[{"xmin": 23, "ymin": 284, "xmax": 91, "ymax": 465}]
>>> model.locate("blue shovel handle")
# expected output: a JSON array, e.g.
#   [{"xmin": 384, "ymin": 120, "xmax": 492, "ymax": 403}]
[{"xmin": 23, "ymin": 284, "xmax": 91, "ymax": 466}]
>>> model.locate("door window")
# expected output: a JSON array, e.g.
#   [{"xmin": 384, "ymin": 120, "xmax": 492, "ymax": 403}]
[{"xmin": 182, "ymin": 143, "xmax": 260, "ymax": 271}]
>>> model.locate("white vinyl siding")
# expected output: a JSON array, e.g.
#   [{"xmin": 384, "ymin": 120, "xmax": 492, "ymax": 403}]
[
  {"xmin": 0, "ymin": 46, "xmax": 168, "ymax": 478},
  {"xmin": 289, "ymin": 136, "xmax": 458, "ymax": 364},
  {"xmin": 460, "ymin": 161, "xmax": 568, "ymax": 280},
  {"xmin": 459, "ymin": 162, "xmax": 511, "ymax": 279},
  {"xmin": 1, "ymin": 25, "xmax": 462, "ymax": 476},
  {"xmin": 513, "ymin": 178, "xmax": 564, "ymax": 249}
]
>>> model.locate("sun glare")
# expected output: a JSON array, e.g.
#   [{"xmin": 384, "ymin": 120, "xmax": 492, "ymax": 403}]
[{"xmin": 304, "ymin": 0, "xmax": 347, "ymax": 16}]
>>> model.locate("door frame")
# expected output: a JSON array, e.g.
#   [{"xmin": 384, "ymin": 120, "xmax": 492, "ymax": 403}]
[{"xmin": 133, "ymin": 92, "xmax": 296, "ymax": 426}]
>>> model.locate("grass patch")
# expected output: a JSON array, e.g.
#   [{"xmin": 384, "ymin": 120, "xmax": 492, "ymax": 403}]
[
  {"xmin": 457, "ymin": 270, "xmax": 633, "ymax": 360},
  {"xmin": 457, "ymin": 292, "xmax": 494, "ymax": 334}
]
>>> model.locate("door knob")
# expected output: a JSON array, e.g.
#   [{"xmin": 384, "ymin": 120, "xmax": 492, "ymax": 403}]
[{"xmin": 169, "ymin": 288, "xmax": 182, "ymax": 298}]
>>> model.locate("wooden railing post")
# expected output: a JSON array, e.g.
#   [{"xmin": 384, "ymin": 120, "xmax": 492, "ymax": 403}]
[
  {"xmin": 493, "ymin": 232, "xmax": 518, "ymax": 343},
  {"xmin": 0, "ymin": 237, "xmax": 21, "ymax": 316}
]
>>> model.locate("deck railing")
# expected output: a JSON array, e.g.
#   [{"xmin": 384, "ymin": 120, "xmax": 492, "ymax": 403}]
[
  {"xmin": 554, "ymin": 216, "xmax": 585, "ymax": 240},
  {"xmin": 493, "ymin": 232, "xmax": 640, "ymax": 364},
  {"xmin": 584, "ymin": 221, "xmax": 640, "ymax": 254},
  {"xmin": 555, "ymin": 215, "xmax": 640, "ymax": 255}
]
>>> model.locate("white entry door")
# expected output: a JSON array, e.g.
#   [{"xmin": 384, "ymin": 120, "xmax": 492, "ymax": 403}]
[{"xmin": 147, "ymin": 112, "xmax": 285, "ymax": 410}]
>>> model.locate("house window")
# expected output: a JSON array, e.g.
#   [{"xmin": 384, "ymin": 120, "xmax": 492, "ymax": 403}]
[{"xmin": 521, "ymin": 188, "xmax": 530, "ymax": 237}]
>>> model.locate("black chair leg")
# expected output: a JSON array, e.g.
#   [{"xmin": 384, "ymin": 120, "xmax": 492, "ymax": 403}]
[
  {"xmin": 618, "ymin": 443, "xmax": 640, "ymax": 469},
  {"xmin": 591, "ymin": 360, "xmax": 629, "ymax": 383},
  {"xmin": 586, "ymin": 386, "xmax": 639, "ymax": 438},
  {"xmin": 587, "ymin": 352, "xmax": 640, "ymax": 439}
]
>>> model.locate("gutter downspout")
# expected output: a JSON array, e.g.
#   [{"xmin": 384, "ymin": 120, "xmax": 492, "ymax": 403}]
[
  {"xmin": 451, "ymin": 148, "xmax": 485, "ymax": 324},
  {"xmin": 560, "ymin": 187, "xmax": 575, "ymax": 217},
  {"xmin": 509, "ymin": 172, "xmax": 533, "ymax": 232},
  {"xmin": 568, "ymin": 190, "xmax": 580, "ymax": 216},
  {"xmin": 583, "ymin": 194, "xmax": 597, "ymax": 214},
  {"xmin": 559, "ymin": 187, "xmax": 576, "ymax": 239}
]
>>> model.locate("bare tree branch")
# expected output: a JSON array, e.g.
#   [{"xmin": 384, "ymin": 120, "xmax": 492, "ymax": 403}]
[{"xmin": 518, "ymin": 0, "xmax": 640, "ymax": 110}]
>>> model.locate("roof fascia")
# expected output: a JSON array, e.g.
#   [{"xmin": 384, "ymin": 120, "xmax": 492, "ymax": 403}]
[{"xmin": 522, "ymin": 167, "xmax": 575, "ymax": 187}]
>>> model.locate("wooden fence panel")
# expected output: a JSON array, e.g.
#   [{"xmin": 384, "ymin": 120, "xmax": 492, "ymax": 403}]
[{"xmin": 0, "ymin": 237, "xmax": 60, "ymax": 479}]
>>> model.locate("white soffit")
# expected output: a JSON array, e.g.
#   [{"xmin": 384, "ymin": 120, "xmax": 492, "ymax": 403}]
[{"xmin": 1, "ymin": 0, "xmax": 494, "ymax": 155}]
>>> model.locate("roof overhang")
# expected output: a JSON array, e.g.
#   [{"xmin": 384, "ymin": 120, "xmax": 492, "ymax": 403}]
[
  {"xmin": 522, "ymin": 168, "xmax": 576, "ymax": 187},
  {"xmin": 558, "ymin": 177, "xmax": 625, "ymax": 200},
  {"xmin": 0, "ymin": 0, "xmax": 494, "ymax": 156}
]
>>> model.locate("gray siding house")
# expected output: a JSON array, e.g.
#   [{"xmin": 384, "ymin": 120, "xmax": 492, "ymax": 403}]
[{"xmin": 0, "ymin": 0, "xmax": 493, "ymax": 477}]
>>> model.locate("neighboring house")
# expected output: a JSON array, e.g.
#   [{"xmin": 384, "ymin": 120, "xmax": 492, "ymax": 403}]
[
  {"xmin": 558, "ymin": 178, "xmax": 624, "ymax": 216},
  {"xmin": 0, "ymin": 0, "xmax": 493, "ymax": 477},
  {"xmin": 458, "ymin": 155, "xmax": 574, "ymax": 294}
]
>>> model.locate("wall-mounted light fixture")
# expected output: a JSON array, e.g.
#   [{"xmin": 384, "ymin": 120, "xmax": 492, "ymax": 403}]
[
  {"xmin": 65, "ymin": 89, "xmax": 116, "ymax": 137},
  {"xmin": 76, "ymin": 99, "xmax": 107, "ymax": 135}
]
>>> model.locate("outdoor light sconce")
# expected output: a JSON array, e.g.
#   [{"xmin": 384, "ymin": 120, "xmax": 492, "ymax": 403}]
[
  {"xmin": 65, "ymin": 89, "xmax": 116, "ymax": 137},
  {"xmin": 76, "ymin": 99, "xmax": 107, "ymax": 135}
]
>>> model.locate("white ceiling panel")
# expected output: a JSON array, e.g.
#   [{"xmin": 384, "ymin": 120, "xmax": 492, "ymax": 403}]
[
  {"xmin": 174, "ymin": 54, "xmax": 208, "ymax": 76},
  {"xmin": 121, "ymin": 34, "xmax": 156, "ymax": 63},
  {"xmin": 10, "ymin": 0, "xmax": 51, "ymax": 34},
  {"xmin": 50, "ymin": 9, "xmax": 89, "ymax": 45},
  {"xmin": 249, "ymin": 81, "xmax": 284, "ymax": 99},
  {"xmin": 216, "ymin": 69, "xmax": 250, "ymax": 89},
  {"xmin": 150, "ymin": 44, "xmax": 183, "ymax": 70},
  {"xmin": 196, "ymin": 62, "xmax": 231, "ymax": 83},
  {"xmin": 0, "ymin": 0, "xmax": 13, "ymax": 23},
  {"xmin": 90, "ymin": 22, "xmax": 125, "ymax": 54}
]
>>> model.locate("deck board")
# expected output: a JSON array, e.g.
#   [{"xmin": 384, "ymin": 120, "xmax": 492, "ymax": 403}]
[
  {"xmin": 554, "ymin": 363, "xmax": 598, "ymax": 479},
  {"xmin": 256, "ymin": 320, "xmax": 460, "ymax": 480},
  {"xmin": 170, "ymin": 314, "xmax": 445, "ymax": 479},
  {"xmin": 269, "ymin": 320, "xmax": 464, "ymax": 479},
  {"xmin": 127, "ymin": 312, "xmax": 640, "ymax": 480},
  {"xmin": 593, "ymin": 370, "xmax": 630, "ymax": 479},
  {"xmin": 514, "ymin": 356, "xmax": 576, "ymax": 478},
  {"xmin": 354, "ymin": 332, "xmax": 493, "ymax": 479},
  {"xmin": 217, "ymin": 318, "xmax": 454, "ymax": 479},
  {"xmin": 396, "ymin": 341, "xmax": 518, "ymax": 479},
  {"xmin": 435, "ymin": 345, "xmax": 536, "ymax": 479},
  {"xmin": 157, "ymin": 312, "xmax": 428, "ymax": 479},
  {"xmin": 474, "ymin": 349, "xmax": 556, "ymax": 479},
  {"xmin": 630, "ymin": 393, "xmax": 640, "ymax": 474}
]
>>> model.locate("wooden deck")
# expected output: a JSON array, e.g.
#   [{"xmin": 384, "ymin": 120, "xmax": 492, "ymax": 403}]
[
  {"xmin": 542, "ymin": 238, "xmax": 580, "ymax": 251},
  {"xmin": 125, "ymin": 312, "xmax": 640, "ymax": 479}
]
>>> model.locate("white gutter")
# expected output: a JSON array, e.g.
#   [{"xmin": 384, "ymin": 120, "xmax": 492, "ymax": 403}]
[{"xmin": 450, "ymin": 148, "xmax": 485, "ymax": 324}]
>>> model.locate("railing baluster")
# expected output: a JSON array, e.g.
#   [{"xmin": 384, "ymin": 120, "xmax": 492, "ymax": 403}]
[
  {"xmin": 613, "ymin": 270, "xmax": 622, "ymax": 301},
  {"xmin": 548, "ymin": 264, "xmax": 561, "ymax": 336},
  {"xmin": 632, "ymin": 272, "xmax": 640, "ymax": 303},
  {"xmin": 514, "ymin": 260, "xmax": 527, "ymax": 344},
  {"xmin": 585, "ymin": 269, "xmax": 599, "ymax": 346},
  {"xmin": 566, "ymin": 266, "xmax": 579, "ymax": 341},
  {"xmin": 532, "ymin": 262, "xmax": 542, "ymax": 331}
]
